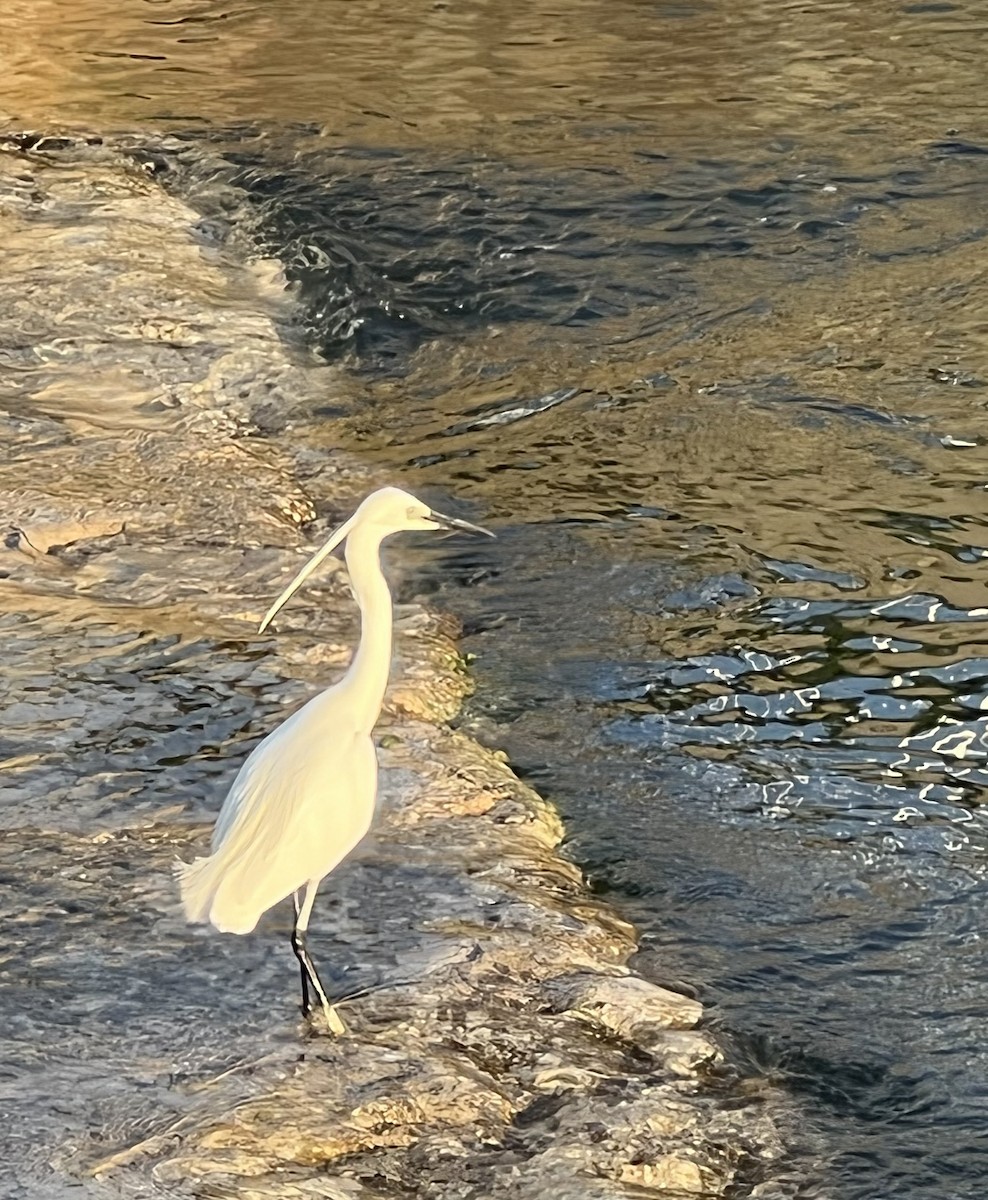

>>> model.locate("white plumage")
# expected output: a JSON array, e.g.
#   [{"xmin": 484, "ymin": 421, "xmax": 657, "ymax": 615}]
[
  {"xmin": 178, "ymin": 694, "xmax": 377, "ymax": 934},
  {"xmin": 176, "ymin": 486, "xmax": 493, "ymax": 1033}
]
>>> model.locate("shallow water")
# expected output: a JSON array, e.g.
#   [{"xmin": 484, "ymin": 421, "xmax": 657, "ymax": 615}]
[{"xmin": 6, "ymin": 0, "xmax": 988, "ymax": 1195}]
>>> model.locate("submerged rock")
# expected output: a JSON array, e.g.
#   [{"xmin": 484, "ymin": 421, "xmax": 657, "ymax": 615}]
[{"xmin": 0, "ymin": 135, "xmax": 781, "ymax": 1199}]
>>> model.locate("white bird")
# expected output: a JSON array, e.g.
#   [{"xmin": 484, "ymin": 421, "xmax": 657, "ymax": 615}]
[{"xmin": 177, "ymin": 486, "xmax": 493, "ymax": 1034}]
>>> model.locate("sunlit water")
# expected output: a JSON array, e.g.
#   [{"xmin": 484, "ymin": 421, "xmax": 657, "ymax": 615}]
[{"xmin": 6, "ymin": 0, "xmax": 988, "ymax": 1195}]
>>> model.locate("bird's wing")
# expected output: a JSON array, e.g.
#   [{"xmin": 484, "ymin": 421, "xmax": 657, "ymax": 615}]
[
  {"xmin": 209, "ymin": 691, "xmax": 333, "ymax": 853},
  {"xmin": 210, "ymin": 732, "xmax": 299, "ymax": 855},
  {"xmin": 198, "ymin": 705, "xmax": 378, "ymax": 933}
]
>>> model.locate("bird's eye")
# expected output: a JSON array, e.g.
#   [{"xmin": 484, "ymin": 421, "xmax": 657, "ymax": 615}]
[{"xmin": 407, "ymin": 506, "xmax": 419, "ymax": 520}]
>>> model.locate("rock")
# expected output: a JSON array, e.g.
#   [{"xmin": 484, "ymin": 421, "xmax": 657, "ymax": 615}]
[
  {"xmin": 545, "ymin": 971, "xmax": 705, "ymax": 1043},
  {"xmin": 0, "ymin": 135, "xmax": 781, "ymax": 1200},
  {"xmin": 619, "ymin": 1155, "xmax": 711, "ymax": 1192},
  {"xmin": 9, "ymin": 514, "xmax": 125, "ymax": 555}
]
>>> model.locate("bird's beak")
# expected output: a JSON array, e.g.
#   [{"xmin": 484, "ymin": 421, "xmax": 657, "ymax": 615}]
[{"xmin": 429, "ymin": 510, "xmax": 496, "ymax": 538}]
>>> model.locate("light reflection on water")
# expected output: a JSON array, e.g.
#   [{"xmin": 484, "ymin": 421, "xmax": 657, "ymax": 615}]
[
  {"xmin": 3, "ymin": 0, "xmax": 984, "ymax": 149},
  {"xmin": 6, "ymin": 0, "xmax": 988, "ymax": 1195},
  {"xmin": 274, "ymin": 136, "xmax": 988, "ymax": 1189}
]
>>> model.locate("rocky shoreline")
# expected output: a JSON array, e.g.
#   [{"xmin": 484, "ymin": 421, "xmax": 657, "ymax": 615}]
[{"xmin": 0, "ymin": 135, "xmax": 781, "ymax": 1198}]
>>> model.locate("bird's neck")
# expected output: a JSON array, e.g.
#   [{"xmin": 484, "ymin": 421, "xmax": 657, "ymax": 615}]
[{"xmin": 342, "ymin": 524, "xmax": 394, "ymax": 733}]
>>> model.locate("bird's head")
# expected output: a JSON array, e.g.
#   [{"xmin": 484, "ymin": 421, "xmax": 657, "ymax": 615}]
[
  {"xmin": 357, "ymin": 486, "xmax": 494, "ymax": 538},
  {"xmin": 258, "ymin": 486, "xmax": 493, "ymax": 632}
]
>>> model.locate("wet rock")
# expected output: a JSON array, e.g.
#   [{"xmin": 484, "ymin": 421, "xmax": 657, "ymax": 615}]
[
  {"xmin": 546, "ymin": 972, "xmax": 704, "ymax": 1037},
  {"xmin": 0, "ymin": 136, "xmax": 781, "ymax": 1200},
  {"xmin": 8, "ymin": 514, "xmax": 125, "ymax": 555},
  {"xmin": 619, "ymin": 1155, "xmax": 711, "ymax": 1192}
]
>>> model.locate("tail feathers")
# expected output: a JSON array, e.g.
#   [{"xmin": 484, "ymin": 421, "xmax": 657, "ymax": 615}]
[
  {"xmin": 175, "ymin": 855, "xmax": 219, "ymax": 925},
  {"xmin": 175, "ymin": 853, "xmax": 264, "ymax": 935}
]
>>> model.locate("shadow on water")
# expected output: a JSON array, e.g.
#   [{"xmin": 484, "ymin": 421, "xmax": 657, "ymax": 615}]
[
  {"xmin": 210, "ymin": 150, "xmax": 881, "ymax": 367},
  {"xmin": 179, "ymin": 138, "xmax": 988, "ymax": 374}
]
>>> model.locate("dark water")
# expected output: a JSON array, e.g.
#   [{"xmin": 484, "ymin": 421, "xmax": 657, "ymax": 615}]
[{"xmin": 7, "ymin": 0, "xmax": 988, "ymax": 1195}]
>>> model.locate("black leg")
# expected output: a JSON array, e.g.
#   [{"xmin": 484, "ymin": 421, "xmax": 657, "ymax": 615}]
[
  {"xmin": 292, "ymin": 929, "xmax": 334, "ymax": 1014},
  {"xmin": 291, "ymin": 891, "xmax": 313, "ymax": 1014},
  {"xmin": 291, "ymin": 925, "xmax": 313, "ymax": 1015},
  {"xmin": 291, "ymin": 885, "xmax": 345, "ymax": 1034}
]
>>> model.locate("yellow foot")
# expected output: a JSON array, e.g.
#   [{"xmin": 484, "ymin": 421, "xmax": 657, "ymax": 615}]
[{"xmin": 320, "ymin": 1000, "xmax": 347, "ymax": 1036}]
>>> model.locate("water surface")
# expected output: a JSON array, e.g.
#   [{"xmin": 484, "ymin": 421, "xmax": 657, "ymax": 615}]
[{"xmin": 6, "ymin": 0, "xmax": 988, "ymax": 1195}]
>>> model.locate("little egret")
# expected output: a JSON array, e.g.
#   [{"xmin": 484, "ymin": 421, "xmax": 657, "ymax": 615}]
[{"xmin": 177, "ymin": 486, "xmax": 493, "ymax": 1033}]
